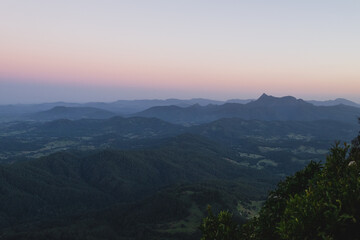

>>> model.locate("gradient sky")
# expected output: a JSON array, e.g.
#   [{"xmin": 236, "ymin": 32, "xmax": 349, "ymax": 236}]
[{"xmin": 1, "ymin": 0, "xmax": 359, "ymax": 104}]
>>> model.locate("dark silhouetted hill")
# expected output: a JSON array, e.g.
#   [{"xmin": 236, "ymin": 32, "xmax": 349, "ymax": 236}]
[
  {"xmin": 27, "ymin": 106, "xmax": 117, "ymax": 121},
  {"xmin": 135, "ymin": 94, "xmax": 360, "ymax": 124},
  {"xmin": 308, "ymin": 98, "xmax": 360, "ymax": 108}
]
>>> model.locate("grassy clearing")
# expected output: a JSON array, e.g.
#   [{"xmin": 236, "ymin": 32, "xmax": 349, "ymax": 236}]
[
  {"xmin": 292, "ymin": 145, "xmax": 328, "ymax": 154},
  {"xmin": 287, "ymin": 133, "xmax": 312, "ymax": 141},
  {"xmin": 257, "ymin": 159, "xmax": 278, "ymax": 167},
  {"xmin": 157, "ymin": 203, "xmax": 203, "ymax": 234},
  {"xmin": 237, "ymin": 200, "xmax": 265, "ymax": 219},
  {"xmin": 258, "ymin": 146, "xmax": 286, "ymax": 153},
  {"xmin": 238, "ymin": 152, "xmax": 264, "ymax": 159}
]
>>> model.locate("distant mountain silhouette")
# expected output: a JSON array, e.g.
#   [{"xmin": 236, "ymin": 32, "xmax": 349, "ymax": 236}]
[
  {"xmin": 135, "ymin": 94, "xmax": 360, "ymax": 124},
  {"xmin": 1, "ymin": 96, "xmax": 359, "ymax": 123},
  {"xmin": 84, "ymin": 98, "xmax": 225, "ymax": 114},
  {"xmin": 226, "ymin": 99, "xmax": 254, "ymax": 104},
  {"xmin": 0, "ymin": 98, "xmax": 226, "ymax": 122},
  {"xmin": 308, "ymin": 98, "xmax": 360, "ymax": 108},
  {"xmin": 249, "ymin": 93, "xmax": 310, "ymax": 106},
  {"xmin": 28, "ymin": 106, "xmax": 117, "ymax": 121}
]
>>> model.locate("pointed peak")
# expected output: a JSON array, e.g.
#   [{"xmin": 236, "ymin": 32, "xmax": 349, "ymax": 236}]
[
  {"xmin": 259, "ymin": 93, "xmax": 269, "ymax": 99},
  {"xmin": 256, "ymin": 93, "xmax": 275, "ymax": 102},
  {"xmin": 249, "ymin": 94, "xmax": 309, "ymax": 106}
]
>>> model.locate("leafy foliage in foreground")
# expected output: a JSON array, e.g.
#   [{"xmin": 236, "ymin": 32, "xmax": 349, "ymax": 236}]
[
  {"xmin": 199, "ymin": 206, "xmax": 240, "ymax": 240},
  {"xmin": 201, "ymin": 130, "xmax": 360, "ymax": 239}
]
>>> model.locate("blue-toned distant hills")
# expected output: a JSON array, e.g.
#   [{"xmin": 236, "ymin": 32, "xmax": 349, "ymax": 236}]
[
  {"xmin": 307, "ymin": 98, "xmax": 360, "ymax": 108},
  {"xmin": 27, "ymin": 106, "xmax": 117, "ymax": 121},
  {"xmin": 0, "ymin": 94, "xmax": 359, "ymax": 239},
  {"xmin": 0, "ymin": 94, "xmax": 359, "ymax": 123},
  {"xmin": 135, "ymin": 94, "xmax": 360, "ymax": 124}
]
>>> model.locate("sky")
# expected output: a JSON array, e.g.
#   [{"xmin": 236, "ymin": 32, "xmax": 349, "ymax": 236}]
[{"xmin": 0, "ymin": 0, "xmax": 359, "ymax": 104}]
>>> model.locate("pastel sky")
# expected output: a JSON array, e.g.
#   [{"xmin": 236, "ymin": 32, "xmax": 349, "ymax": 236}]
[{"xmin": 1, "ymin": 0, "xmax": 360, "ymax": 104}]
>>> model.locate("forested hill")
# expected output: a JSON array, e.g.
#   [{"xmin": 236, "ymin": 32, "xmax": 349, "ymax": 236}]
[{"xmin": 0, "ymin": 134, "xmax": 277, "ymax": 239}]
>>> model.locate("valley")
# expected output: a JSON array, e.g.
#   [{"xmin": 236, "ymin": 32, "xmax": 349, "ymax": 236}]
[{"xmin": 0, "ymin": 94, "xmax": 359, "ymax": 239}]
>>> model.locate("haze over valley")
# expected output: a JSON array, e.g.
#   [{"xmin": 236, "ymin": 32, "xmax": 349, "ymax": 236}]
[
  {"xmin": 1, "ymin": 1, "xmax": 360, "ymax": 239},
  {"xmin": 0, "ymin": 93, "xmax": 359, "ymax": 239}
]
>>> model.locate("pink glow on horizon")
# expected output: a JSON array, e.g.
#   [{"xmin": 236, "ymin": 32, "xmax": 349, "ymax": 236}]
[
  {"xmin": 1, "ymin": 33, "xmax": 359, "ymax": 100},
  {"xmin": 1, "ymin": 1, "xmax": 360, "ymax": 104},
  {"xmin": 1, "ymin": 45, "xmax": 360, "ymax": 95},
  {"xmin": 2, "ymin": 60, "xmax": 359, "ymax": 99}
]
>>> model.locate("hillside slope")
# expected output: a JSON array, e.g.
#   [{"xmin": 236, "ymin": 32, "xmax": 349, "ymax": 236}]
[{"xmin": 0, "ymin": 134, "xmax": 277, "ymax": 238}]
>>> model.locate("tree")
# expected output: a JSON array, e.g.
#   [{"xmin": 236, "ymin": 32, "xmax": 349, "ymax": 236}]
[{"xmin": 199, "ymin": 205, "xmax": 240, "ymax": 240}]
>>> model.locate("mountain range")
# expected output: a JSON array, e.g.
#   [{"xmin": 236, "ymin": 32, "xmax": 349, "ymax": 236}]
[
  {"xmin": 135, "ymin": 94, "xmax": 360, "ymax": 124},
  {"xmin": 1, "ymin": 94, "xmax": 359, "ymax": 122},
  {"xmin": 308, "ymin": 98, "xmax": 360, "ymax": 108},
  {"xmin": 0, "ymin": 93, "xmax": 359, "ymax": 239}
]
